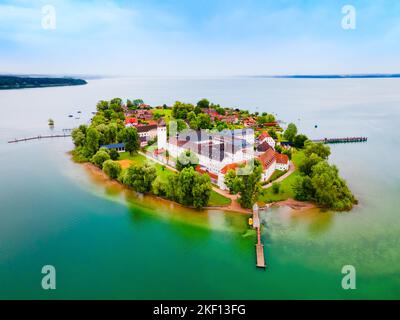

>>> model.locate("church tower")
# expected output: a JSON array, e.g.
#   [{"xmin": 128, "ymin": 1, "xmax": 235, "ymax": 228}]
[{"xmin": 157, "ymin": 119, "xmax": 167, "ymax": 150}]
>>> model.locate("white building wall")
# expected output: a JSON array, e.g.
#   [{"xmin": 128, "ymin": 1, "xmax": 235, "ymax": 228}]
[
  {"xmin": 261, "ymin": 161, "xmax": 276, "ymax": 182},
  {"xmin": 157, "ymin": 126, "xmax": 167, "ymax": 149},
  {"xmin": 276, "ymin": 162, "xmax": 289, "ymax": 171}
]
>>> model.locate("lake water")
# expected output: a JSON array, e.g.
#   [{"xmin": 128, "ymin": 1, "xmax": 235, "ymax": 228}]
[{"xmin": 0, "ymin": 77, "xmax": 399, "ymax": 299}]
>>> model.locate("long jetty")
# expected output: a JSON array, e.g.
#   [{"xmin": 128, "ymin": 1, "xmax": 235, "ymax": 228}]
[
  {"xmin": 313, "ymin": 137, "xmax": 367, "ymax": 144},
  {"xmin": 252, "ymin": 204, "xmax": 266, "ymax": 269},
  {"xmin": 7, "ymin": 133, "xmax": 71, "ymax": 144}
]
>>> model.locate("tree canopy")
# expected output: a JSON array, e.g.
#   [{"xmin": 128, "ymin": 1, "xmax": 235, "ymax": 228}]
[
  {"xmin": 123, "ymin": 163, "xmax": 157, "ymax": 193},
  {"xmin": 293, "ymin": 142, "xmax": 356, "ymax": 211},
  {"xmin": 283, "ymin": 123, "xmax": 298, "ymax": 142}
]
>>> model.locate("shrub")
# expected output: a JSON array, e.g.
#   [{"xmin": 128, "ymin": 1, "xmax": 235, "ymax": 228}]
[
  {"xmin": 272, "ymin": 182, "xmax": 280, "ymax": 194},
  {"xmin": 91, "ymin": 149, "xmax": 110, "ymax": 168},
  {"xmin": 102, "ymin": 160, "xmax": 122, "ymax": 179}
]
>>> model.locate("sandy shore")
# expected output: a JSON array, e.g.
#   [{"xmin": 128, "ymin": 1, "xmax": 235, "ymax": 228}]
[{"xmin": 271, "ymin": 198, "xmax": 317, "ymax": 211}]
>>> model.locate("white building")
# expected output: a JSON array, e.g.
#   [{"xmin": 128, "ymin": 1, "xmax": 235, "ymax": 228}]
[
  {"xmin": 137, "ymin": 124, "xmax": 158, "ymax": 147},
  {"xmin": 258, "ymin": 131, "xmax": 276, "ymax": 149},
  {"xmin": 156, "ymin": 123, "xmax": 289, "ymax": 190},
  {"xmin": 275, "ymin": 153, "xmax": 290, "ymax": 171}
]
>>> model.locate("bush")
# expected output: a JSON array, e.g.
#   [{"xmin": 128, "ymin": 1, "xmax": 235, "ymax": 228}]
[
  {"xmin": 272, "ymin": 182, "xmax": 280, "ymax": 194},
  {"xmin": 91, "ymin": 149, "xmax": 110, "ymax": 168},
  {"xmin": 109, "ymin": 149, "xmax": 120, "ymax": 160},
  {"xmin": 102, "ymin": 160, "xmax": 122, "ymax": 179}
]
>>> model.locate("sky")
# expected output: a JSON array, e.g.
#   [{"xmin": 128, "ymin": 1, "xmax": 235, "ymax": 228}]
[{"xmin": 0, "ymin": 0, "xmax": 400, "ymax": 76}]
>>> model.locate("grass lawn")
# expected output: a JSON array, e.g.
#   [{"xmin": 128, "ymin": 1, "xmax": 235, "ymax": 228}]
[
  {"xmin": 117, "ymin": 152, "xmax": 231, "ymax": 206},
  {"xmin": 258, "ymin": 150, "xmax": 305, "ymax": 203},
  {"xmin": 263, "ymin": 169, "xmax": 287, "ymax": 184},
  {"xmin": 118, "ymin": 152, "xmax": 172, "ymax": 182},
  {"xmin": 152, "ymin": 108, "xmax": 172, "ymax": 122},
  {"xmin": 208, "ymin": 191, "xmax": 232, "ymax": 206}
]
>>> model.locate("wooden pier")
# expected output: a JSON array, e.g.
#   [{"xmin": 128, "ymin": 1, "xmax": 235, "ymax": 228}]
[
  {"xmin": 313, "ymin": 137, "xmax": 367, "ymax": 144},
  {"xmin": 7, "ymin": 133, "xmax": 71, "ymax": 144},
  {"xmin": 253, "ymin": 204, "xmax": 266, "ymax": 269}
]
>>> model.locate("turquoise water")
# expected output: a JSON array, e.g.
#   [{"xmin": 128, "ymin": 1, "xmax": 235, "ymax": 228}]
[{"xmin": 0, "ymin": 78, "xmax": 399, "ymax": 299}]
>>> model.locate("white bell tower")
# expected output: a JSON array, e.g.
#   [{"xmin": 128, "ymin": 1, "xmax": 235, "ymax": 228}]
[{"xmin": 157, "ymin": 119, "xmax": 167, "ymax": 150}]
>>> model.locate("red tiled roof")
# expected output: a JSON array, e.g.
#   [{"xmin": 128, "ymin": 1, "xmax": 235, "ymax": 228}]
[
  {"xmin": 125, "ymin": 117, "xmax": 138, "ymax": 124},
  {"xmin": 220, "ymin": 161, "xmax": 247, "ymax": 174},
  {"xmin": 258, "ymin": 148, "xmax": 276, "ymax": 170},
  {"xmin": 221, "ymin": 163, "xmax": 239, "ymax": 175},
  {"xmin": 275, "ymin": 153, "xmax": 289, "ymax": 164},
  {"xmin": 257, "ymin": 141, "xmax": 272, "ymax": 152},
  {"xmin": 258, "ymin": 131, "xmax": 271, "ymax": 141},
  {"xmin": 196, "ymin": 166, "xmax": 218, "ymax": 180}
]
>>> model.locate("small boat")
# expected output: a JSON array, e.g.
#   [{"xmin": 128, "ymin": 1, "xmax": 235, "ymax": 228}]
[
  {"xmin": 77, "ymin": 111, "xmax": 82, "ymax": 114},
  {"xmin": 68, "ymin": 115, "xmax": 73, "ymax": 118}
]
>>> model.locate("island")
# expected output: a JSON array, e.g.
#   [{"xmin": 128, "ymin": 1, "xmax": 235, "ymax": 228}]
[
  {"xmin": 0, "ymin": 75, "xmax": 87, "ymax": 90},
  {"xmin": 71, "ymin": 98, "xmax": 357, "ymax": 213}
]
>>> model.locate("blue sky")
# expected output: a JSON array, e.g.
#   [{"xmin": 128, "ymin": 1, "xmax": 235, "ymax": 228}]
[{"xmin": 0, "ymin": 0, "xmax": 399, "ymax": 76}]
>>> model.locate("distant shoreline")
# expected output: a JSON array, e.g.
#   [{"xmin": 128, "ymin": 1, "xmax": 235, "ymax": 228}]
[
  {"xmin": 0, "ymin": 75, "xmax": 87, "ymax": 90},
  {"xmin": 250, "ymin": 74, "xmax": 400, "ymax": 79}
]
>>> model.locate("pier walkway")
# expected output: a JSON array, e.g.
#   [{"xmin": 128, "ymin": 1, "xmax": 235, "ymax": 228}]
[
  {"xmin": 7, "ymin": 133, "xmax": 71, "ymax": 144},
  {"xmin": 253, "ymin": 204, "xmax": 266, "ymax": 269},
  {"xmin": 312, "ymin": 137, "xmax": 367, "ymax": 144}
]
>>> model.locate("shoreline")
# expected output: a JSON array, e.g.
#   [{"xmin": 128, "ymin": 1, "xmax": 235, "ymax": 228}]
[
  {"xmin": 78, "ymin": 159, "xmax": 316, "ymax": 214},
  {"xmin": 81, "ymin": 161, "xmax": 251, "ymax": 215}
]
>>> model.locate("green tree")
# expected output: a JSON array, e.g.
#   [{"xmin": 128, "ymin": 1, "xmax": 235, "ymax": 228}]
[
  {"xmin": 267, "ymin": 129, "xmax": 278, "ymax": 140},
  {"xmin": 283, "ymin": 123, "xmax": 298, "ymax": 142},
  {"xmin": 109, "ymin": 149, "xmax": 120, "ymax": 160},
  {"xmin": 293, "ymin": 134, "xmax": 308, "ymax": 148},
  {"xmin": 293, "ymin": 176, "xmax": 314, "ymax": 201},
  {"xmin": 165, "ymin": 167, "xmax": 211, "ymax": 209},
  {"xmin": 124, "ymin": 163, "xmax": 157, "ymax": 193},
  {"xmin": 194, "ymin": 106, "xmax": 202, "ymax": 115},
  {"xmin": 196, "ymin": 98, "xmax": 210, "ymax": 109},
  {"xmin": 272, "ymin": 182, "xmax": 280, "ymax": 194},
  {"xmin": 92, "ymin": 149, "xmax": 110, "ymax": 168},
  {"xmin": 299, "ymin": 153, "xmax": 323, "ymax": 176},
  {"xmin": 187, "ymin": 111, "xmax": 197, "ymax": 122},
  {"xmin": 192, "ymin": 173, "xmax": 212, "ymax": 208},
  {"xmin": 216, "ymin": 107, "xmax": 225, "ymax": 115},
  {"xmin": 176, "ymin": 150, "xmax": 199, "ymax": 171},
  {"xmin": 176, "ymin": 119, "xmax": 187, "ymax": 132},
  {"xmin": 96, "ymin": 100, "xmax": 109, "ymax": 111},
  {"xmin": 237, "ymin": 160, "xmax": 263, "ymax": 209},
  {"xmin": 196, "ymin": 113, "xmax": 212, "ymax": 129},
  {"xmin": 224, "ymin": 169, "xmax": 242, "ymax": 194},
  {"xmin": 304, "ymin": 142, "xmax": 331, "ymax": 159},
  {"xmin": 152, "ymin": 179, "xmax": 167, "ymax": 197},
  {"xmin": 102, "ymin": 160, "xmax": 122, "ymax": 179},
  {"xmin": 86, "ymin": 127, "xmax": 100, "ymax": 156},
  {"xmin": 311, "ymin": 161, "xmax": 356, "ymax": 211},
  {"xmin": 124, "ymin": 127, "xmax": 140, "ymax": 155},
  {"xmin": 172, "ymin": 101, "xmax": 194, "ymax": 119},
  {"xmin": 71, "ymin": 128, "xmax": 86, "ymax": 147}
]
